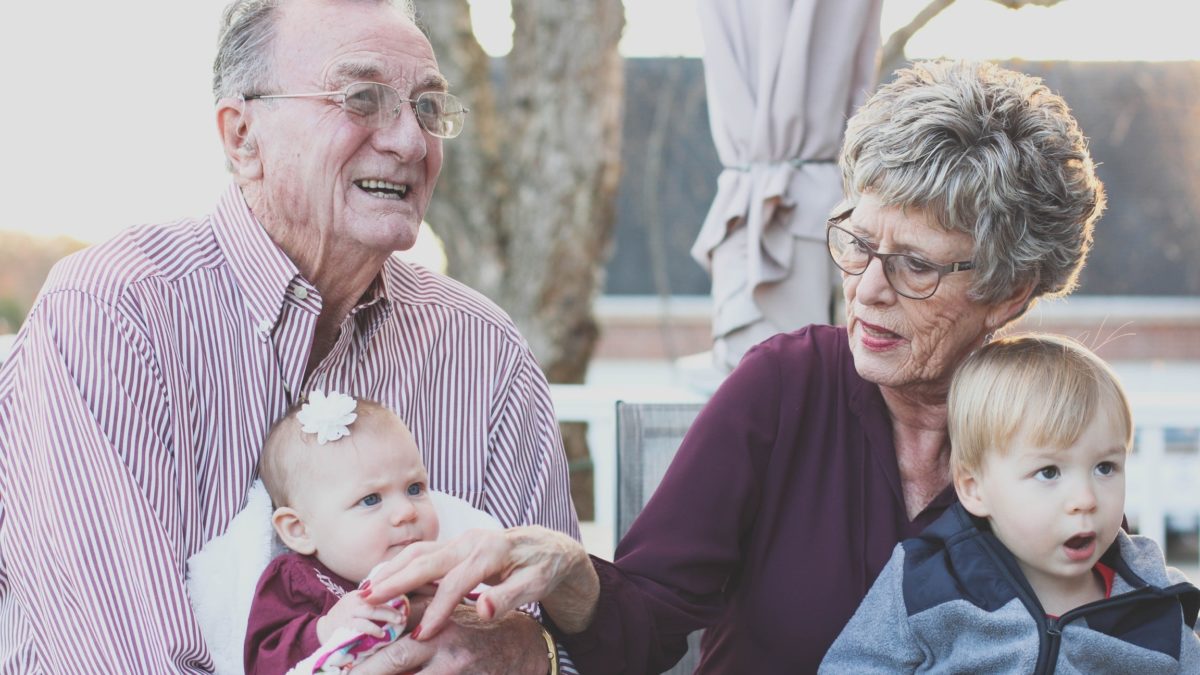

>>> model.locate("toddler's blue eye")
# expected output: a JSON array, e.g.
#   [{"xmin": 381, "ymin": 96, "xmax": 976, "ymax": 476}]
[
  {"xmin": 360, "ymin": 493, "xmax": 381, "ymax": 507},
  {"xmin": 406, "ymin": 483, "xmax": 424, "ymax": 497},
  {"xmin": 1034, "ymin": 466, "xmax": 1060, "ymax": 481},
  {"xmin": 1095, "ymin": 462, "xmax": 1118, "ymax": 476}
]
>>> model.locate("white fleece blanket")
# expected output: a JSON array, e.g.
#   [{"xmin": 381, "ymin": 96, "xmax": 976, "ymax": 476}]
[{"xmin": 185, "ymin": 481, "xmax": 500, "ymax": 675}]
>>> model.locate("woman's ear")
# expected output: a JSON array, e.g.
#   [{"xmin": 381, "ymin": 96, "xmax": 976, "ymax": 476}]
[
  {"xmin": 985, "ymin": 279, "xmax": 1036, "ymax": 333},
  {"xmin": 272, "ymin": 506, "xmax": 316, "ymax": 555},
  {"xmin": 953, "ymin": 466, "xmax": 991, "ymax": 518},
  {"xmin": 216, "ymin": 98, "xmax": 263, "ymax": 180}
]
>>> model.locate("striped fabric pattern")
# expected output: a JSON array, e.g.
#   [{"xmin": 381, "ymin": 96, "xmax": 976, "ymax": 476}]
[{"xmin": 0, "ymin": 183, "xmax": 579, "ymax": 672}]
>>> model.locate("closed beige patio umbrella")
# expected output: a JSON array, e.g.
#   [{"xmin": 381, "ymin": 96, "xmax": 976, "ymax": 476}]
[{"xmin": 692, "ymin": 0, "xmax": 883, "ymax": 371}]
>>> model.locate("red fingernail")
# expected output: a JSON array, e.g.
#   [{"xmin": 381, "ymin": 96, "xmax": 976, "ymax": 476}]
[
  {"xmin": 481, "ymin": 597, "xmax": 495, "ymax": 619},
  {"xmin": 411, "ymin": 624, "xmax": 423, "ymax": 640},
  {"xmin": 358, "ymin": 579, "xmax": 372, "ymax": 592}
]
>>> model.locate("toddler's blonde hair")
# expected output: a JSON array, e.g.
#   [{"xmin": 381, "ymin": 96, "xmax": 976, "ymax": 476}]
[{"xmin": 949, "ymin": 334, "xmax": 1132, "ymax": 477}]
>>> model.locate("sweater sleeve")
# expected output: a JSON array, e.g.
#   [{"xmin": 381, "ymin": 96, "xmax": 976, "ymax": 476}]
[
  {"xmin": 244, "ymin": 557, "xmax": 326, "ymax": 674},
  {"xmin": 553, "ymin": 340, "xmax": 788, "ymax": 673},
  {"xmin": 819, "ymin": 544, "xmax": 925, "ymax": 673}
]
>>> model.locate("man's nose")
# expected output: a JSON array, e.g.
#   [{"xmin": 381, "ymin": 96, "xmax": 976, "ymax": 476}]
[{"xmin": 372, "ymin": 104, "xmax": 429, "ymax": 161}]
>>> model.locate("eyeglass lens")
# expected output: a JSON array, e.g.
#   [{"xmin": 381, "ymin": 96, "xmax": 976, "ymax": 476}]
[
  {"xmin": 343, "ymin": 82, "xmax": 466, "ymax": 138},
  {"xmin": 827, "ymin": 226, "xmax": 942, "ymax": 299}
]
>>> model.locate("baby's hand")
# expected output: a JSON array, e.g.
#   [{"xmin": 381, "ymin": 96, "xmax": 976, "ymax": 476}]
[{"xmin": 316, "ymin": 590, "xmax": 409, "ymax": 645}]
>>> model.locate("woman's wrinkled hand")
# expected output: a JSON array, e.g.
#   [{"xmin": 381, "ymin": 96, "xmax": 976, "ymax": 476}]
[{"xmin": 362, "ymin": 525, "xmax": 600, "ymax": 639}]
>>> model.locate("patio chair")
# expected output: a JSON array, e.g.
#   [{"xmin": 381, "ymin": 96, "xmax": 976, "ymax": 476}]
[{"xmin": 615, "ymin": 401, "xmax": 705, "ymax": 675}]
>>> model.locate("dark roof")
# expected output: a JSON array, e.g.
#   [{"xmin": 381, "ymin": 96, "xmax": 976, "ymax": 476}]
[{"xmin": 605, "ymin": 58, "xmax": 1200, "ymax": 297}]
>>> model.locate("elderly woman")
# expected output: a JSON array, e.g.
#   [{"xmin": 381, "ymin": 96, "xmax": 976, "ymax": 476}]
[{"xmin": 363, "ymin": 60, "xmax": 1106, "ymax": 674}]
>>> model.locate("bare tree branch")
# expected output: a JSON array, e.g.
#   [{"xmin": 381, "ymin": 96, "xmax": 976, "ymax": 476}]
[{"xmin": 879, "ymin": 0, "xmax": 1068, "ymax": 81}]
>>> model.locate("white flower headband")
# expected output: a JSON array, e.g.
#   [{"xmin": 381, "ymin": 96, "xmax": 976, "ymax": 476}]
[{"xmin": 297, "ymin": 390, "xmax": 358, "ymax": 445}]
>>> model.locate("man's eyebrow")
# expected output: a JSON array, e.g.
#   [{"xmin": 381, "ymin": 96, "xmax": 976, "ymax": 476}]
[
  {"xmin": 332, "ymin": 61, "xmax": 384, "ymax": 84},
  {"xmin": 417, "ymin": 73, "xmax": 450, "ymax": 92},
  {"xmin": 330, "ymin": 62, "xmax": 450, "ymax": 92}
]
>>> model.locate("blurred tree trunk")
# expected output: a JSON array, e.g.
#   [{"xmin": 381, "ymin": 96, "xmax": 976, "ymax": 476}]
[
  {"xmin": 417, "ymin": 1, "xmax": 626, "ymax": 520},
  {"xmin": 879, "ymin": 0, "xmax": 1066, "ymax": 81}
]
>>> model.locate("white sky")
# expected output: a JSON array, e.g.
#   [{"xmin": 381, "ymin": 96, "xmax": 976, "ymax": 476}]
[{"xmin": 2, "ymin": 0, "xmax": 1196, "ymax": 243}]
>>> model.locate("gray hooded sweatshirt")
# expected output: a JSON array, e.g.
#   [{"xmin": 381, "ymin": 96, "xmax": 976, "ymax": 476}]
[{"xmin": 820, "ymin": 503, "xmax": 1200, "ymax": 674}]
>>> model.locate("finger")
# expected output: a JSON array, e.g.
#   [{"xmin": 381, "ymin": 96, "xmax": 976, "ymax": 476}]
[
  {"xmin": 411, "ymin": 578, "xmax": 476, "ymax": 639},
  {"xmin": 416, "ymin": 547, "xmax": 518, "ymax": 637},
  {"xmin": 366, "ymin": 541, "xmax": 466, "ymax": 604},
  {"xmin": 377, "ymin": 606, "xmax": 410, "ymax": 628},
  {"xmin": 352, "ymin": 618, "xmax": 388, "ymax": 638},
  {"xmin": 476, "ymin": 564, "xmax": 550, "ymax": 620},
  {"xmin": 351, "ymin": 636, "xmax": 435, "ymax": 675},
  {"xmin": 355, "ymin": 605, "xmax": 408, "ymax": 627},
  {"xmin": 407, "ymin": 582, "xmax": 440, "ymax": 597}
]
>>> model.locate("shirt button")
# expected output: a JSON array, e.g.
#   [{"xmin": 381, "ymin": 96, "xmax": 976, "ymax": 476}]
[
  {"xmin": 257, "ymin": 319, "xmax": 273, "ymax": 334},
  {"xmin": 293, "ymin": 286, "xmax": 309, "ymax": 300}
]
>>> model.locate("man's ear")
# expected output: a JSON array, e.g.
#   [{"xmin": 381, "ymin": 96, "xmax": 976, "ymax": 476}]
[
  {"xmin": 272, "ymin": 506, "xmax": 316, "ymax": 555},
  {"xmin": 953, "ymin": 466, "xmax": 991, "ymax": 518},
  {"xmin": 216, "ymin": 97, "xmax": 263, "ymax": 180}
]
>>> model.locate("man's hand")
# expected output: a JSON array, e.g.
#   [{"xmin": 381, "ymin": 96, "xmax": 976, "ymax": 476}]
[{"xmin": 352, "ymin": 605, "xmax": 549, "ymax": 675}]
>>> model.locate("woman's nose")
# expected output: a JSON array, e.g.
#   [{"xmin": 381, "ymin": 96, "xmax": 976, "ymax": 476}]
[{"xmin": 854, "ymin": 256, "xmax": 897, "ymax": 304}]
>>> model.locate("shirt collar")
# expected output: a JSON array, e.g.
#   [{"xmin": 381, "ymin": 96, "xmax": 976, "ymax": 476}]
[{"xmin": 211, "ymin": 183, "xmax": 302, "ymax": 339}]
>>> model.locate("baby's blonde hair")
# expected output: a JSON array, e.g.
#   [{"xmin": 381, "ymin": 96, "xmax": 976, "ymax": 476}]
[
  {"xmin": 259, "ymin": 397, "xmax": 395, "ymax": 507},
  {"xmin": 949, "ymin": 334, "xmax": 1133, "ymax": 477}
]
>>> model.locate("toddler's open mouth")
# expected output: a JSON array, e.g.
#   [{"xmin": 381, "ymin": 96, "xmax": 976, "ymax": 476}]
[{"xmin": 1063, "ymin": 533, "xmax": 1097, "ymax": 562}]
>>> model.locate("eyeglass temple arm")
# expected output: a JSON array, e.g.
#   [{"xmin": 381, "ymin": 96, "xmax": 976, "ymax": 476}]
[{"xmin": 243, "ymin": 91, "xmax": 345, "ymax": 101}]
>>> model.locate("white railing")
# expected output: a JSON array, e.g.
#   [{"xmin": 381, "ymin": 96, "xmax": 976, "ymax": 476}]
[
  {"xmin": 553, "ymin": 380, "xmax": 1200, "ymax": 569},
  {"xmin": 1124, "ymin": 394, "xmax": 1200, "ymax": 567},
  {"xmin": 3, "ymin": 336, "xmax": 1194, "ymax": 567}
]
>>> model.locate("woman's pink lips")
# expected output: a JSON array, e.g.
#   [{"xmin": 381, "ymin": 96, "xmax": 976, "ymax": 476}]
[{"xmin": 857, "ymin": 320, "xmax": 903, "ymax": 350}]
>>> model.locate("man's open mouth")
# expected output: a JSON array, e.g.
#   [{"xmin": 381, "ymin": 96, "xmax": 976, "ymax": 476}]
[{"xmin": 355, "ymin": 179, "xmax": 410, "ymax": 200}]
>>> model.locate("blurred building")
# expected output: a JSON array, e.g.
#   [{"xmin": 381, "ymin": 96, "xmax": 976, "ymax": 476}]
[{"xmin": 600, "ymin": 58, "xmax": 1200, "ymax": 363}]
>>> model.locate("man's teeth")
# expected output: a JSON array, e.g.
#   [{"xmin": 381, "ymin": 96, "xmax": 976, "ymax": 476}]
[{"xmin": 357, "ymin": 179, "xmax": 409, "ymax": 197}]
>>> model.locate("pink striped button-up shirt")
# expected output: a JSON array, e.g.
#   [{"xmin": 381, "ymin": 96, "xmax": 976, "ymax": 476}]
[{"xmin": 0, "ymin": 183, "xmax": 579, "ymax": 672}]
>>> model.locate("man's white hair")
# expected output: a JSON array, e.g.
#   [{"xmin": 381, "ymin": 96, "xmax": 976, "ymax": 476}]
[{"xmin": 212, "ymin": 0, "xmax": 417, "ymax": 101}]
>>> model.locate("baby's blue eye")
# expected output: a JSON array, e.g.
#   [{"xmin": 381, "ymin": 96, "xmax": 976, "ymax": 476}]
[
  {"xmin": 1095, "ymin": 461, "xmax": 1118, "ymax": 476},
  {"xmin": 360, "ymin": 493, "xmax": 381, "ymax": 507},
  {"xmin": 406, "ymin": 483, "xmax": 424, "ymax": 497}
]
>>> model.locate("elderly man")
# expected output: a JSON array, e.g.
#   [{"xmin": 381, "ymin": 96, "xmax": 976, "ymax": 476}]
[{"xmin": 0, "ymin": 0, "xmax": 577, "ymax": 672}]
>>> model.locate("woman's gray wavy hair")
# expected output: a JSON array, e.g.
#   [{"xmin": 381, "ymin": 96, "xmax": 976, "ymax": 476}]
[
  {"xmin": 840, "ymin": 60, "xmax": 1106, "ymax": 306},
  {"xmin": 212, "ymin": 0, "xmax": 416, "ymax": 101}
]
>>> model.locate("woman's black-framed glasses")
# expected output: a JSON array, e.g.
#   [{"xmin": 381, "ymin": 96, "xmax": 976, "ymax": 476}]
[
  {"xmin": 825, "ymin": 209, "xmax": 974, "ymax": 300},
  {"xmin": 243, "ymin": 81, "xmax": 469, "ymax": 139}
]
